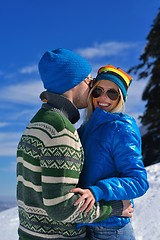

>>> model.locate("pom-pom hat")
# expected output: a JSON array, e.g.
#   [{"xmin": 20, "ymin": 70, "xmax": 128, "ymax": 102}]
[
  {"xmin": 95, "ymin": 64, "xmax": 132, "ymax": 101},
  {"xmin": 38, "ymin": 48, "xmax": 92, "ymax": 94}
]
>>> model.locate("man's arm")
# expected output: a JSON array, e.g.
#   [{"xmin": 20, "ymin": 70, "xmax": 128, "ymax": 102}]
[{"xmin": 71, "ymin": 188, "xmax": 134, "ymax": 218}]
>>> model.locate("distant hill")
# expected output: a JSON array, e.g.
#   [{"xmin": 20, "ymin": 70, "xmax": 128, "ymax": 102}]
[{"xmin": 0, "ymin": 198, "xmax": 17, "ymax": 212}]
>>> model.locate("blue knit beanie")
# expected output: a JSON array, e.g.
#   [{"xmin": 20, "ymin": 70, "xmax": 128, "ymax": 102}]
[{"xmin": 38, "ymin": 48, "xmax": 92, "ymax": 94}]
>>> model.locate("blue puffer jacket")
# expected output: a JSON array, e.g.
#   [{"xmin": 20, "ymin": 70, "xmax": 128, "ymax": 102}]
[{"xmin": 78, "ymin": 107, "xmax": 149, "ymax": 227}]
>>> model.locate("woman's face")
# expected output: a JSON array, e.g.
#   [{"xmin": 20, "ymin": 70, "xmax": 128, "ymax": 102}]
[{"xmin": 92, "ymin": 80, "xmax": 120, "ymax": 112}]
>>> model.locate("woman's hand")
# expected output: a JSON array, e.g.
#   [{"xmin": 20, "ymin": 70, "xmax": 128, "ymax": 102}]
[{"xmin": 71, "ymin": 188, "xmax": 95, "ymax": 213}]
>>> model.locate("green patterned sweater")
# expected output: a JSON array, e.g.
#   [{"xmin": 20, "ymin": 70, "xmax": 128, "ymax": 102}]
[{"xmin": 17, "ymin": 95, "xmax": 113, "ymax": 240}]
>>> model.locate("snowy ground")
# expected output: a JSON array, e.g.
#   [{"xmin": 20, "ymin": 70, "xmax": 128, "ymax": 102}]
[
  {"xmin": 0, "ymin": 163, "xmax": 160, "ymax": 240},
  {"xmin": 0, "ymin": 207, "xmax": 18, "ymax": 240},
  {"xmin": 131, "ymin": 163, "xmax": 160, "ymax": 240}
]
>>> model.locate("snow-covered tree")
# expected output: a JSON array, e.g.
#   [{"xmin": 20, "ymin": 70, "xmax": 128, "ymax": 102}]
[{"xmin": 129, "ymin": 9, "xmax": 160, "ymax": 167}]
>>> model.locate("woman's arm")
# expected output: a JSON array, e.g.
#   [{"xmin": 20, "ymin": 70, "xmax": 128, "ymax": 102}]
[{"xmin": 87, "ymin": 122, "xmax": 149, "ymax": 202}]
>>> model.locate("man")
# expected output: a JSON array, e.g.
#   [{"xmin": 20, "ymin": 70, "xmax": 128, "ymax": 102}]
[{"xmin": 17, "ymin": 48, "xmax": 133, "ymax": 240}]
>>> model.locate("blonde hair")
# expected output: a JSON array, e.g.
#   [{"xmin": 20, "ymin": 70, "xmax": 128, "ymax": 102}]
[{"xmin": 86, "ymin": 80, "xmax": 125, "ymax": 121}]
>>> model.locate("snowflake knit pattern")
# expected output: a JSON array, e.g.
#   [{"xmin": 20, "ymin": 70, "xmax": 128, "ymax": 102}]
[{"xmin": 17, "ymin": 107, "xmax": 111, "ymax": 239}]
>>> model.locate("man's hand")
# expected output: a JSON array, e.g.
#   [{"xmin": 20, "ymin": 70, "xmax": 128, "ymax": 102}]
[
  {"xmin": 122, "ymin": 200, "xmax": 134, "ymax": 218},
  {"xmin": 71, "ymin": 188, "xmax": 95, "ymax": 213}
]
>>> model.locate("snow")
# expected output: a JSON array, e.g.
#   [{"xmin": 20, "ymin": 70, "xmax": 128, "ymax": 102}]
[
  {"xmin": 131, "ymin": 163, "xmax": 160, "ymax": 240},
  {"xmin": 0, "ymin": 207, "xmax": 19, "ymax": 240},
  {"xmin": 0, "ymin": 163, "xmax": 160, "ymax": 240}
]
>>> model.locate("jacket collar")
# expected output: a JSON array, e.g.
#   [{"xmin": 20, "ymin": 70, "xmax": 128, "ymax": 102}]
[
  {"xmin": 81, "ymin": 108, "xmax": 134, "ymax": 143},
  {"xmin": 40, "ymin": 91, "xmax": 80, "ymax": 124}
]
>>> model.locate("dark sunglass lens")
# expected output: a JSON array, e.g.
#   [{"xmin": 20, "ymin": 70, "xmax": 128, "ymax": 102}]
[
  {"xmin": 91, "ymin": 88, "xmax": 103, "ymax": 98},
  {"xmin": 107, "ymin": 89, "xmax": 119, "ymax": 100}
]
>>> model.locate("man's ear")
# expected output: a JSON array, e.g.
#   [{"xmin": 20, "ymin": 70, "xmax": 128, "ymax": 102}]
[{"xmin": 89, "ymin": 78, "xmax": 95, "ymax": 89}]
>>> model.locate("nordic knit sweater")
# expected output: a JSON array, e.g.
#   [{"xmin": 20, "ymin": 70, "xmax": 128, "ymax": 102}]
[{"xmin": 17, "ymin": 93, "xmax": 121, "ymax": 240}]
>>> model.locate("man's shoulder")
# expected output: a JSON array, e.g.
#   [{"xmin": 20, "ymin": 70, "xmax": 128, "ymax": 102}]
[{"xmin": 31, "ymin": 108, "xmax": 76, "ymax": 133}]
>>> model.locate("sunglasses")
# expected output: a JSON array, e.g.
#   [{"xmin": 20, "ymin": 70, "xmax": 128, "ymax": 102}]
[{"xmin": 91, "ymin": 87, "xmax": 120, "ymax": 101}]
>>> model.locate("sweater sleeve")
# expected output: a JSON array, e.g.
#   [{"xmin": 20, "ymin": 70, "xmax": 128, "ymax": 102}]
[{"xmin": 40, "ymin": 123, "xmax": 112, "ymax": 223}]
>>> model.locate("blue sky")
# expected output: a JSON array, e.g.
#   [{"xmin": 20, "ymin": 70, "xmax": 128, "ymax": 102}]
[{"xmin": 0, "ymin": 0, "xmax": 159, "ymax": 199}]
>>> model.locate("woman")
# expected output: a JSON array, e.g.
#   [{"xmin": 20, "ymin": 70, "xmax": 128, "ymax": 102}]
[{"xmin": 71, "ymin": 64, "xmax": 149, "ymax": 240}]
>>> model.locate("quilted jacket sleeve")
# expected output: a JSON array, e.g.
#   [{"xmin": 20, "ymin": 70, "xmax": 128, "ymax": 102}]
[{"xmin": 89, "ymin": 119, "xmax": 149, "ymax": 202}]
